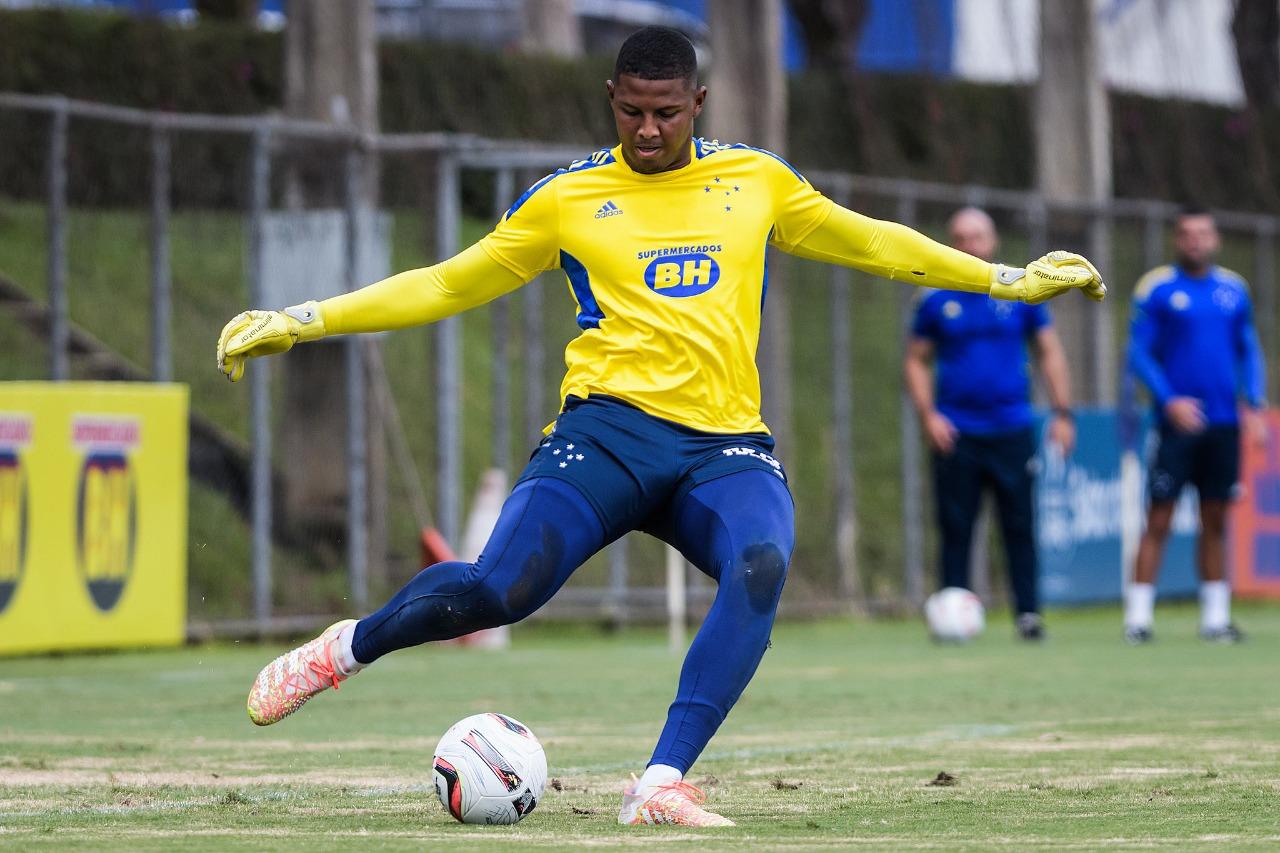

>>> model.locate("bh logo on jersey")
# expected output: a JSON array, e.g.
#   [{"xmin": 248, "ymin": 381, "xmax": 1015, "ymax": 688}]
[
  {"xmin": 0, "ymin": 416, "xmax": 32, "ymax": 616},
  {"xmin": 643, "ymin": 251, "xmax": 721, "ymax": 298},
  {"xmin": 73, "ymin": 417, "xmax": 139, "ymax": 612}
]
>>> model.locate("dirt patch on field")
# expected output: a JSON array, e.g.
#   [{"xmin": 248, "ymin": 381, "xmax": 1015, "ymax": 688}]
[
  {"xmin": 1103, "ymin": 766, "xmax": 1184, "ymax": 777},
  {"xmin": 0, "ymin": 768, "xmax": 424, "ymax": 789},
  {"xmin": 0, "ymin": 733, "xmax": 442, "ymax": 754},
  {"xmin": 0, "ymin": 769, "xmax": 102, "ymax": 787}
]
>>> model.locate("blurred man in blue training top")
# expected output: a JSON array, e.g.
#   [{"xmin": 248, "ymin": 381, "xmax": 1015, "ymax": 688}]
[
  {"xmin": 905, "ymin": 207, "xmax": 1076, "ymax": 641},
  {"xmin": 1125, "ymin": 207, "xmax": 1266, "ymax": 645}
]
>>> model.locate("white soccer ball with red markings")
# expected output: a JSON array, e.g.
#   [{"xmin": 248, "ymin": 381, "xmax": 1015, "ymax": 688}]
[
  {"xmin": 925, "ymin": 587, "xmax": 985, "ymax": 642},
  {"xmin": 432, "ymin": 712, "xmax": 547, "ymax": 825}
]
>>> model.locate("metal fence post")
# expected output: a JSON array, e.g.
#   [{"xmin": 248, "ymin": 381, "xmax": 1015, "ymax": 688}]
[
  {"xmin": 435, "ymin": 152, "xmax": 462, "ymax": 548},
  {"xmin": 247, "ymin": 126, "xmax": 273, "ymax": 632},
  {"xmin": 897, "ymin": 193, "xmax": 926, "ymax": 609},
  {"xmin": 1141, "ymin": 202, "xmax": 1164, "ymax": 272},
  {"xmin": 899, "ymin": 380, "xmax": 926, "ymax": 608},
  {"xmin": 1026, "ymin": 198, "xmax": 1048, "ymax": 258},
  {"xmin": 344, "ymin": 146, "xmax": 369, "ymax": 612},
  {"xmin": 608, "ymin": 536, "xmax": 629, "ymax": 624},
  {"xmin": 491, "ymin": 168, "xmax": 515, "ymax": 473},
  {"xmin": 666, "ymin": 546, "xmax": 687, "ymax": 653},
  {"xmin": 1088, "ymin": 209, "xmax": 1116, "ymax": 403},
  {"xmin": 149, "ymin": 124, "xmax": 172, "ymax": 382},
  {"xmin": 1255, "ymin": 219, "xmax": 1277, "ymax": 400},
  {"xmin": 830, "ymin": 185, "xmax": 860, "ymax": 607},
  {"xmin": 47, "ymin": 102, "xmax": 69, "ymax": 380}
]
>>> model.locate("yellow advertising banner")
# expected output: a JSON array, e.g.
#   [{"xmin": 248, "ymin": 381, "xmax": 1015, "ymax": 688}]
[{"xmin": 0, "ymin": 382, "xmax": 188, "ymax": 655}]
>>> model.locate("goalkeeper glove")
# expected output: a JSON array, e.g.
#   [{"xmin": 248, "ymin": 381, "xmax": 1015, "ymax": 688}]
[
  {"xmin": 989, "ymin": 251, "xmax": 1107, "ymax": 304},
  {"xmin": 216, "ymin": 300, "xmax": 327, "ymax": 382}
]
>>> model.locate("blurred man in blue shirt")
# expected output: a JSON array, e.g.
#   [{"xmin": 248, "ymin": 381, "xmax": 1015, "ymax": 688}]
[
  {"xmin": 905, "ymin": 207, "xmax": 1076, "ymax": 641},
  {"xmin": 1125, "ymin": 208, "xmax": 1266, "ymax": 645}
]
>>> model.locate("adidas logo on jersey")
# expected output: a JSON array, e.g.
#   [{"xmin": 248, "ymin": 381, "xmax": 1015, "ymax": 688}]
[{"xmin": 594, "ymin": 200, "xmax": 623, "ymax": 219}]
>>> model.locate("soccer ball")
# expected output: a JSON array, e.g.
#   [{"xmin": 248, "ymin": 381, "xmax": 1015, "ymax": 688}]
[
  {"xmin": 432, "ymin": 712, "xmax": 547, "ymax": 825},
  {"xmin": 924, "ymin": 587, "xmax": 985, "ymax": 642}
]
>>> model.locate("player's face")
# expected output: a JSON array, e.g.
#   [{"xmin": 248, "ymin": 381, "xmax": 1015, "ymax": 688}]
[
  {"xmin": 607, "ymin": 74, "xmax": 706, "ymax": 174},
  {"xmin": 947, "ymin": 211, "xmax": 998, "ymax": 262},
  {"xmin": 1173, "ymin": 215, "xmax": 1220, "ymax": 272}
]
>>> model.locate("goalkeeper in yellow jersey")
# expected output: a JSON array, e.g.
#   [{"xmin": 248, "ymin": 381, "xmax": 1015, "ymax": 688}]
[{"xmin": 219, "ymin": 26, "xmax": 1105, "ymax": 828}]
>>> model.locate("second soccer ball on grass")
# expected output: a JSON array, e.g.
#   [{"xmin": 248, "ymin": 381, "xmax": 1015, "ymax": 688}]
[{"xmin": 925, "ymin": 587, "xmax": 985, "ymax": 642}]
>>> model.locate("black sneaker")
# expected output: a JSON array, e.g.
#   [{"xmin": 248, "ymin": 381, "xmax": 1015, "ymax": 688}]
[
  {"xmin": 1200, "ymin": 624, "xmax": 1245, "ymax": 644},
  {"xmin": 1016, "ymin": 612, "xmax": 1045, "ymax": 641},
  {"xmin": 1124, "ymin": 626, "xmax": 1154, "ymax": 645}
]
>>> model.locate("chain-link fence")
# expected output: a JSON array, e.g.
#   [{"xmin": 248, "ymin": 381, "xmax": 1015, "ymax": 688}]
[{"xmin": 2, "ymin": 93, "xmax": 1277, "ymax": 634}]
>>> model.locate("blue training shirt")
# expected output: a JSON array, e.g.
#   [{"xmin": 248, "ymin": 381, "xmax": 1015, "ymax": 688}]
[
  {"xmin": 912, "ymin": 290, "xmax": 1052, "ymax": 434},
  {"xmin": 1127, "ymin": 264, "xmax": 1265, "ymax": 427}
]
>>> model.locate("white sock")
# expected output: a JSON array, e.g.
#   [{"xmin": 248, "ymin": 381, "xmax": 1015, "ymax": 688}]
[
  {"xmin": 333, "ymin": 622, "xmax": 366, "ymax": 675},
  {"xmin": 1125, "ymin": 583, "xmax": 1155, "ymax": 629},
  {"xmin": 637, "ymin": 763, "xmax": 682, "ymax": 791},
  {"xmin": 1200, "ymin": 581, "xmax": 1231, "ymax": 631}
]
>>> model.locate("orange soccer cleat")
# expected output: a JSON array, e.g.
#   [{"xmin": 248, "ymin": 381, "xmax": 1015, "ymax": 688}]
[
  {"xmin": 246, "ymin": 619, "xmax": 358, "ymax": 726},
  {"xmin": 619, "ymin": 775, "xmax": 735, "ymax": 827}
]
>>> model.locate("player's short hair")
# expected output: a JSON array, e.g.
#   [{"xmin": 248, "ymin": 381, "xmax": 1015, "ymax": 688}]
[
  {"xmin": 1176, "ymin": 204, "xmax": 1213, "ymax": 222},
  {"xmin": 614, "ymin": 26, "xmax": 697, "ymax": 86}
]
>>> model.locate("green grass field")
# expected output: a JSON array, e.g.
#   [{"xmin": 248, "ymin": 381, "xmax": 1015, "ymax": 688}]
[{"xmin": 2, "ymin": 604, "xmax": 1278, "ymax": 850}]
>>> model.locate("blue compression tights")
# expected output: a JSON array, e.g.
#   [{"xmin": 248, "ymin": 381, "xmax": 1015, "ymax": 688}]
[{"xmin": 350, "ymin": 471, "xmax": 795, "ymax": 774}]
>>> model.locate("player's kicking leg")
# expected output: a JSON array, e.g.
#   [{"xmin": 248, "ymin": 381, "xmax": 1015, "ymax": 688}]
[
  {"xmin": 246, "ymin": 477, "xmax": 604, "ymax": 725},
  {"xmin": 619, "ymin": 469, "xmax": 794, "ymax": 827}
]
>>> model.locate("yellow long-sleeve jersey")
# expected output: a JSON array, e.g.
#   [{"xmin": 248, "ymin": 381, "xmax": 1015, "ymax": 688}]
[{"xmin": 321, "ymin": 139, "xmax": 994, "ymax": 434}]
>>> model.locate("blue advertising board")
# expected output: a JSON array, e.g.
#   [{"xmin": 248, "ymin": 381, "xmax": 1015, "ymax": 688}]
[{"xmin": 1036, "ymin": 410, "xmax": 1199, "ymax": 606}]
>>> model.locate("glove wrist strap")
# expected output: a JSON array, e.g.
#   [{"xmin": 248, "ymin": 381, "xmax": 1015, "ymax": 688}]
[
  {"xmin": 284, "ymin": 300, "xmax": 327, "ymax": 343},
  {"xmin": 989, "ymin": 265, "xmax": 1027, "ymax": 302}
]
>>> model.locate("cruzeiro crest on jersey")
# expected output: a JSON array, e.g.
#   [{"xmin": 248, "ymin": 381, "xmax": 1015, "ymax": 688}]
[{"xmin": 638, "ymin": 245, "xmax": 724, "ymax": 298}]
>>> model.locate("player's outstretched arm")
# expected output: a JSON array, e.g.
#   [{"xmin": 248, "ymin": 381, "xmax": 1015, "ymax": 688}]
[
  {"xmin": 216, "ymin": 241, "xmax": 527, "ymax": 381},
  {"xmin": 779, "ymin": 205, "xmax": 1107, "ymax": 304}
]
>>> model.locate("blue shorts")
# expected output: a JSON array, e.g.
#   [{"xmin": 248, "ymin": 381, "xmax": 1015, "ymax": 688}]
[
  {"xmin": 516, "ymin": 395, "xmax": 790, "ymax": 537},
  {"xmin": 1148, "ymin": 423, "xmax": 1241, "ymax": 503}
]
